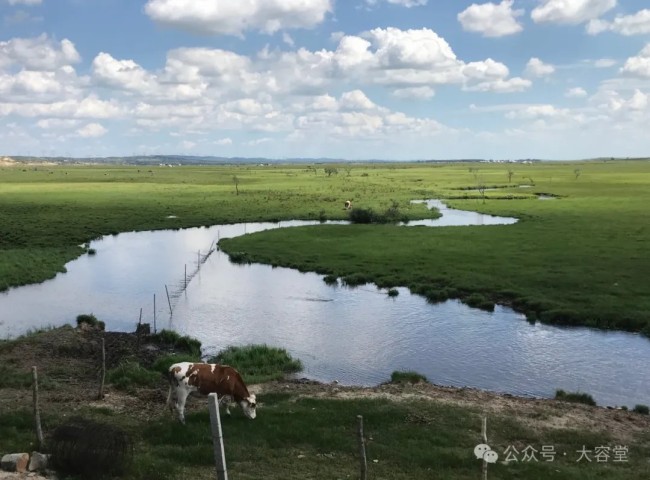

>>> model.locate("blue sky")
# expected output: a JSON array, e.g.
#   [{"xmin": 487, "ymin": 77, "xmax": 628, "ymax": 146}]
[{"xmin": 1, "ymin": 0, "xmax": 649, "ymax": 160}]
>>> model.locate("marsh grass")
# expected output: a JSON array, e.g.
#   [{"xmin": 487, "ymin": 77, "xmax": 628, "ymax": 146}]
[
  {"xmin": 2, "ymin": 161, "xmax": 650, "ymax": 335},
  {"xmin": 555, "ymin": 389, "xmax": 597, "ymax": 406},
  {"xmin": 390, "ymin": 370, "xmax": 428, "ymax": 384},
  {"xmin": 633, "ymin": 404, "xmax": 649, "ymax": 415},
  {"xmin": 76, "ymin": 313, "xmax": 105, "ymax": 330},
  {"xmin": 208, "ymin": 344, "xmax": 302, "ymax": 384},
  {"xmin": 150, "ymin": 330, "xmax": 202, "ymax": 357}
]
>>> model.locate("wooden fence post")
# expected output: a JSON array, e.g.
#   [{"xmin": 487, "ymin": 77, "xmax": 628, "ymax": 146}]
[
  {"xmin": 97, "ymin": 338, "xmax": 106, "ymax": 400},
  {"xmin": 482, "ymin": 416, "xmax": 488, "ymax": 480},
  {"xmin": 32, "ymin": 366, "xmax": 44, "ymax": 450},
  {"xmin": 208, "ymin": 393, "xmax": 228, "ymax": 480},
  {"xmin": 357, "ymin": 415, "xmax": 367, "ymax": 480},
  {"xmin": 153, "ymin": 294, "xmax": 157, "ymax": 334},
  {"xmin": 165, "ymin": 285, "xmax": 173, "ymax": 314},
  {"xmin": 136, "ymin": 308, "xmax": 143, "ymax": 350}
]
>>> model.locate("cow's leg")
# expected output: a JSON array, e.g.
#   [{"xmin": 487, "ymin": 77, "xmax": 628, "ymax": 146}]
[
  {"xmin": 218, "ymin": 395, "xmax": 233, "ymax": 416},
  {"xmin": 165, "ymin": 385, "xmax": 175, "ymax": 414},
  {"xmin": 175, "ymin": 388, "xmax": 190, "ymax": 424}
]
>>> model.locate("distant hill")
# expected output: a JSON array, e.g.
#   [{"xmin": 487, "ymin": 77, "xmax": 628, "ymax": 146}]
[{"xmin": 1, "ymin": 155, "xmax": 548, "ymax": 166}]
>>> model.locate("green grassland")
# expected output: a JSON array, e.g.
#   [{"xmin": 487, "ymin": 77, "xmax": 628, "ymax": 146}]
[
  {"xmin": 1, "ymin": 160, "xmax": 650, "ymax": 336},
  {"xmin": 1, "ymin": 323, "xmax": 649, "ymax": 480}
]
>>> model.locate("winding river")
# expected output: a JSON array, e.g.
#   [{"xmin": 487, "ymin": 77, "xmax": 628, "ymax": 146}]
[{"xmin": 1, "ymin": 200, "xmax": 648, "ymax": 407}]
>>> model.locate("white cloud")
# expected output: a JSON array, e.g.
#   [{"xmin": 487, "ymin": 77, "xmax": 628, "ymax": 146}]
[
  {"xmin": 392, "ymin": 86, "xmax": 435, "ymax": 99},
  {"xmin": 282, "ymin": 32, "xmax": 295, "ymax": 47},
  {"xmin": 565, "ymin": 87, "xmax": 588, "ymax": 98},
  {"xmin": 0, "ymin": 34, "xmax": 80, "ymax": 71},
  {"xmin": 620, "ymin": 44, "xmax": 650, "ymax": 79},
  {"xmin": 594, "ymin": 58, "xmax": 617, "ymax": 68},
  {"xmin": 144, "ymin": 0, "xmax": 333, "ymax": 36},
  {"xmin": 247, "ymin": 137, "xmax": 272, "ymax": 146},
  {"xmin": 458, "ymin": 0, "xmax": 524, "ymax": 38},
  {"xmin": 366, "ymin": 0, "xmax": 427, "ymax": 7},
  {"xmin": 215, "ymin": 138, "xmax": 233, "ymax": 146},
  {"xmin": 525, "ymin": 57, "xmax": 555, "ymax": 77},
  {"xmin": 531, "ymin": 0, "xmax": 616, "ymax": 25},
  {"xmin": 465, "ymin": 77, "xmax": 532, "ymax": 93},
  {"xmin": 587, "ymin": 9, "xmax": 650, "ymax": 36},
  {"xmin": 8, "ymin": 0, "xmax": 42, "ymax": 5},
  {"xmin": 92, "ymin": 52, "xmax": 156, "ymax": 93},
  {"xmin": 77, "ymin": 123, "xmax": 107, "ymax": 138},
  {"xmin": 36, "ymin": 118, "xmax": 80, "ymax": 130}
]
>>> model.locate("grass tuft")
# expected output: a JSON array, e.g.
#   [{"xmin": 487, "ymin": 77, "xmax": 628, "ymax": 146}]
[
  {"xmin": 208, "ymin": 344, "xmax": 302, "ymax": 384},
  {"xmin": 390, "ymin": 370, "xmax": 428, "ymax": 384},
  {"xmin": 555, "ymin": 389, "xmax": 597, "ymax": 406}
]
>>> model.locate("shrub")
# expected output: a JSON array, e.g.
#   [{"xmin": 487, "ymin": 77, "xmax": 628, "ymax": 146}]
[
  {"xmin": 387, "ymin": 288, "xmax": 399, "ymax": 297},
  {"xmin": 107, "ymin": 361, "xmax": 160, "ymax": 391},
  {"xmin": 348, "ymin": 208, "xmax": 376, "ymax": 224},
  {"xmin": 555, "ymin": 389, "xmax": 596, "ymax": 406},
  {"xmin": 390, "ymin": 370, "xmax": 428, "ymax": 385},
  {"xmin": 76, "ymin": 314, "xmax": 105, "ymax": 331},
  {"xmin": 632, "ymin": 404, "xmax": 649, "ymax": 415},
  {"xmin": 208, "ymin": 344, "xmax": 302, "ymax": 384},
  {"xmin": 323, "ymin": 274, "xmax": 338, "ymax": 286}
]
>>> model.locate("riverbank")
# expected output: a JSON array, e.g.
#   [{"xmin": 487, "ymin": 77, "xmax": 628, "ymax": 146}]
[
  {"xmin": 1, "ymin": 326, "xmax": 649, "ymax": 479},
  {"xmin": 1, "ymin": 161, "xmax": 648, "ymax": 336}
]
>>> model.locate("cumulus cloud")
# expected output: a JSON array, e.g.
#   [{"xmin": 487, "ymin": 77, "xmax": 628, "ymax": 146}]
[
  {"xmin": 565, "ymin": 87, "xmax": 588, "ymax": 98},
  {"xmin": 77, "ymin": 123, "xmax": 108, "ymax": 138},
  {"xmin": 366, "ymin": 0, "xmax": 427, "ymax": 7},
  {"xmin": 144, "ymin": 0, "xmax": 332, "ymax": 36},
  {"xmin": 531, "ymin": 0, "xmax": 616, "ymax": 25},
  {"xmin": 214, "ymin": 138, "xmax": 233, "ymax": 145},
  {"xmin": 0, "ymin": 34, "xmax": 80, "ymax": 71},
  {"xmin": 458, "ymin": 0, "xmax": 524, "ymax": 38},
  {"xmin": 587, "ymin": 9, "xmax": 650, "ymax": 35},
  {"xmin": 525, "ymin": 57, "xmax": 555, "ymax": 77},
  {"xmin": 620, "ymin": 44, "xmax": 650, "ymax": 78},
  {"xmin": 392, "ymin": 86, "xmax": 435, "ymax": 99}
]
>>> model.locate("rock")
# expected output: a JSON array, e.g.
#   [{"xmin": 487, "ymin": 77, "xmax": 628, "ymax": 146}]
[
  {"xmin": 28, "ymin": 452, "xmax": 50, "ymax": 472},
  {"xmin": 1, "ymin": 453, "xmax": 29, "ymax": 473}
]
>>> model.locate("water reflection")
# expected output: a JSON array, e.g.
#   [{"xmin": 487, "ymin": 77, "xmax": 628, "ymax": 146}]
[{"xmin": 0, "ymin": 201, "xmax": 648, "ymax": 407}]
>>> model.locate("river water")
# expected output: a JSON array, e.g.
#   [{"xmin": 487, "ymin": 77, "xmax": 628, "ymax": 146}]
[{"xmin": 0, "ymin": 201, "xmax": 648, "ymax": 407}]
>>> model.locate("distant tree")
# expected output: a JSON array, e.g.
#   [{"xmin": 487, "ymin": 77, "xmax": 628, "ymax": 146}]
[
  {"xmin": 574, "ymin": 168, "xmax": 581, "ymax": 180},
  {"xmin": 324, "ymin": 166, "xmax": 338, "ymax": 177},
  {"xmin": 477, "ymin": 180, "xmax": 487, "ymax": 204},
  {"xmin": 344, "ymin": 166, "xmax": 352, "ymax": 176},
  {"xmin": 232, "ymin": 175, "xmax": 240, "ymax": 195},
  {"xmin": 507, "ymin": 168, "xmax": 515, "ymax": 183}
]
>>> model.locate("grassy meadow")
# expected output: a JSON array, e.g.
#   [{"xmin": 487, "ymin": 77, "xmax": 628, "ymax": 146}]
[
  {"xmin": 1, "ymin": 327, "xmax": 649, "ymax": 480},
  {"xmin": 1, "ymin": 160, "xmax": 649, "ymax": 336}
]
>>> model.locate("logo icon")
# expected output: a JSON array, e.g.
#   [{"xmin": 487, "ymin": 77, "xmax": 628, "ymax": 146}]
[{"xmin": 474, "ymin": 444, "xmax": 499, "ymax": 464}]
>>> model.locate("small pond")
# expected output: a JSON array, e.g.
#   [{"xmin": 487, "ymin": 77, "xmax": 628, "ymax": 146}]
[{"xmin": 0, "ymin": 201, "xmax": 648, "ymax": 407}]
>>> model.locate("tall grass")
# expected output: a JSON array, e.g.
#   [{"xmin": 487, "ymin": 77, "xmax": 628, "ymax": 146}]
[{"xmin": 208, "ymin": 344, "xmax": 303, "ymax": 384}]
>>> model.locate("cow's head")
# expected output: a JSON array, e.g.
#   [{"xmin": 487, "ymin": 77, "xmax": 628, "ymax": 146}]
[{"xmin": 240, "ymin": 394, "xmax": 257, "ymax": 419}]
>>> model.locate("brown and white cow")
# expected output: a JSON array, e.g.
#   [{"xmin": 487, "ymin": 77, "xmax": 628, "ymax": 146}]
[{"xmin": 166, "ymin": 362, "xmax": 257, "ymax": 423}]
